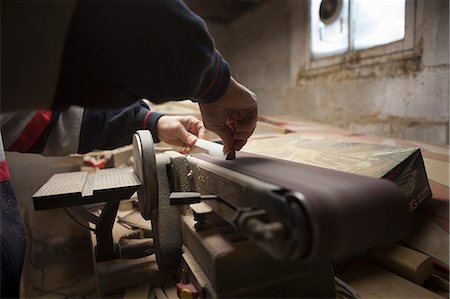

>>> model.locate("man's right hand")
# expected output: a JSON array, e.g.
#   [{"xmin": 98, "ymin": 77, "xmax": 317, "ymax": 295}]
[{"xmin": 199, "ymin": 77, "xmax": 257, "ymax": 154}]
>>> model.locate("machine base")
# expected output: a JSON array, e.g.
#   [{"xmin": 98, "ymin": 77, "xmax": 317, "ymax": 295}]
[{"xmin": 180, "ymin": 213, "xmax": 336, "ymax": 298}]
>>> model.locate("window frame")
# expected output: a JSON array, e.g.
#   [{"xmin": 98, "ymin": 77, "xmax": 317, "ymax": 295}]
[{"xmin": 302, "ymin": 0, "xmax": 420, "ymax": 73}]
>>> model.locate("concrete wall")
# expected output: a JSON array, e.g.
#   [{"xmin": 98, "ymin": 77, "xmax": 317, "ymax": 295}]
[{"xmin": 208, "ymin": 0, "xmax": 449, "ymax": 144}]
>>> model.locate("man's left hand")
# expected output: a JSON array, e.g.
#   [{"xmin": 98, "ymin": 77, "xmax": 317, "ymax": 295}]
[{"xmin": 156, "ymin": 115, "xmax": 206, "ymax": 154}]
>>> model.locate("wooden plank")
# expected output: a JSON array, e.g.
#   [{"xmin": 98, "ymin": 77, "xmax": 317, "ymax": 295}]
[
  {"xmin": 254, "ymin": 121, "xmax": 288, "ymax": 135},
  {"xmin": 340, "ymin": 259, "xmax": 444, "ymax": 299},
  {"xmin": 162, "ymin": 286, "xmax": 178, "ymax": 299},
  {"xmin": 95, "ymin": 255, "xmax": 159, "ymax": 295},
  {"xmin": 423, "ymin": 158, "xmax": 450, "ymax": 187},
  {"xmin": 403, "ymin": 213, "xmax": 449, "ymax": 266},
  {"xmin": 124, "ymin": 285, "xmax": 150, "ymax": 299},
  {"xmin": 365, "ymin": 244, "xmax": 434, "ymax": 284},
  {"xmin": 153, "ymin": 288, "xmax": 168, "ymax": 299}
]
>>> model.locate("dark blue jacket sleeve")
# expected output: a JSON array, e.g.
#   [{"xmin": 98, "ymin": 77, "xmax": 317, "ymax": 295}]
[
  {"xmin": 78, "ymin": 100, "xmax": 163, "ymax": 154},
  {"xmin": 53, "ymin": 0, "xmax": 230, "ymax": 110},
  {"xmin": 1, "ymin": 101, "xmax": 163, "ymax": 155}
]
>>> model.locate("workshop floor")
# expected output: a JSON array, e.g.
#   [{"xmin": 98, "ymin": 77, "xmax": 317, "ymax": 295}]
[
  {"xmin": 5, "ymin": 152, "xmax": 98, "ymax": 298},
  {"xmin": 21, "ymin": 208, "xmax": 98, "ymax": 298}
]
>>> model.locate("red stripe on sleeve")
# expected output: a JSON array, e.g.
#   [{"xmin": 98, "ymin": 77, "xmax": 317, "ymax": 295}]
[
  {"xmin": 8, "ymin": 111, "xmax": 52, "ymax": 152},
  {"xmin": 196, "ymin": 51, "xmax": 221, "ymax": 100},
  {"xmin": 143, "ymin": 111, "xmax": 151, "ymax": 128},
  {"xmin": 0, "ymin": 160, "xmax": 10, "ymax": 182}
]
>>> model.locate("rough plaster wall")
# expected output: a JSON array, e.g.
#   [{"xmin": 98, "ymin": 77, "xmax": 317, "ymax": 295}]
[
  {"xmin": 225, "ymin": 0, "xmax": 293, "ymax": 116},
  {"xmin": 216, "ymin": 0, "xmax": 449, "ymax": 144}
]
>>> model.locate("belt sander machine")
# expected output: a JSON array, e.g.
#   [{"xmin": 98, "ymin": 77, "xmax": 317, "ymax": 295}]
[{"xmin": 34, "ymin": 130, "xmax": 412, "ymax": 298}]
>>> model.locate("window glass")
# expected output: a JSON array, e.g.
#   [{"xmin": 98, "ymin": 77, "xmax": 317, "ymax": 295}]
[
  {"xmin": 311, "ymin": 0, "xmax": 349, "ymax": 58},
  {"xmin": 352, "ymin": 0, "xmax": 406, "ymax": 50},
  {"xmin": 310, "ymin": 0, "xmax": 406, "ymax": 58}
]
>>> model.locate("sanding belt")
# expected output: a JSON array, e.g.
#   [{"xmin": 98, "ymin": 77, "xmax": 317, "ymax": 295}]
[{"xmin": 193, "ymin": 152, "xmax": 412, "ymax": 260}]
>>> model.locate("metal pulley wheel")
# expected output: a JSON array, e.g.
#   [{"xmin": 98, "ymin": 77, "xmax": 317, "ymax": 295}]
[
  {"xmin": 132, "ymin": 130, "xmax": 158, "ymax": 220},
  {"xmin": 132, "ymin": 130, "xmax": 182, "ymax": 270}
]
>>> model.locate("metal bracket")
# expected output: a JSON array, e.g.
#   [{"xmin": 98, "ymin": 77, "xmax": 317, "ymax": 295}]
[
  {"xmin": 95, "ymin": 200, "xmax": 121, "ymax": 261},
  {"xmin": 70, "ymin": 201, "xmax": 149, "ymax": 262},
  {"xmin": 169, "ymin": 192, "xmax": 218, "ymax": 206}
]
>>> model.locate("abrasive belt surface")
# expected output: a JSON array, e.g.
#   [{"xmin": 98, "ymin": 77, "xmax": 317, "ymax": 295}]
[{"xmin": 193, "ymin": 152, "xmax": 412, "ymax": 259}]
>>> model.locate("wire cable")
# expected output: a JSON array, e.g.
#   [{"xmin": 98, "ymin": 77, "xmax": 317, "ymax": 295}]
[
  {"xmin": 24, "ymin": 210, "xmax": 92, "ymax": 298},
  {"xmin": 335, "ymin": 276, "xmax": 361, "ymax": 299},
  {"xmin": 64, "ymin": 208, "xmax": 95, "ymax": 232}
]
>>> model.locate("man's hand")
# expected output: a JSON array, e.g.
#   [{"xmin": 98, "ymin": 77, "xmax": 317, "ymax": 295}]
[
  {"xmin": 199, "ymin": 77, "xmax": 257, "ymax": 154},
  {"xmin": 156, "ymin": 115, "xmax": 206, "ymax": 154}
]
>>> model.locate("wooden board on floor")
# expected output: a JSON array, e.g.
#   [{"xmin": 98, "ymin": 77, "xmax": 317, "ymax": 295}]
[{"xmin": 340, "ymin": 259, "xmax": 444, "ymax": 299}]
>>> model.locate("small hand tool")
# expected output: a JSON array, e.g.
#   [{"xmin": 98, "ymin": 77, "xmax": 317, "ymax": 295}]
[{"xmin": 194, "ymin": 139, "xmax": 232, "ymax": 159}]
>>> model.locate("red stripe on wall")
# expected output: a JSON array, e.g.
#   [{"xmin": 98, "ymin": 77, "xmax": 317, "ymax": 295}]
[
  {"xmin": 8, "ymin": 111, "xmax": 52, "ymax": 152},
  {"xmin": 0, "ymin": 160, "xmax": 10, "ymax": 182}
]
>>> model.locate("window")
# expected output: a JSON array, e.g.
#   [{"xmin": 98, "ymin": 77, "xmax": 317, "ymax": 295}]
[
  {"xmin": 311, "ymin": 0, "xmax": 407, "ymax": 59},
  {"xmin": 352, "ymin": 0, "xmax": 406, "ymax": 50}
]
